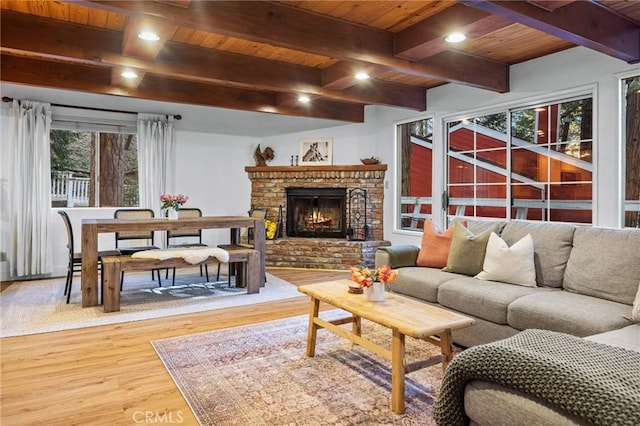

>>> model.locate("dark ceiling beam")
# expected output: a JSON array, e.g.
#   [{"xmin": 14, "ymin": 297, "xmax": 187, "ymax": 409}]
[
  {"xmin": 461, "ymin": 0, "xmax": 640, "ymax": 63},
  {"xmin": 395, "ymin": 3, "xmax": 512, "ymax": 61},
  {"xmin": 526, "ymin": 1, "xmax": 576, "ymax": 12},
  {"xmin": 0, "ymin": 54, "xmax": 365, "ymax": 123},
  {"xmin": 0, "ymin": 11, "xmax": 424, "ymax": 110},
  {"xmin": 82, "ymin": 0, "xmax": 509, "ymax": 92}
]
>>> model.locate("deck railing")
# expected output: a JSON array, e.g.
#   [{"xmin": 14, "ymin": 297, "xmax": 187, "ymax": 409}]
[
  {"xmin": 51, "ymin": 171, "xmax": 90, "ymax": 207},
  {"xmin": 400, "ymin": 196, "xmax": 640, "ymax": 231}
]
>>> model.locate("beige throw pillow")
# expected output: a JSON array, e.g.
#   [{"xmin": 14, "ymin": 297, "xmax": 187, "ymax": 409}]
[
  {"xmin": 475, "ymin": 232, "xmax": 537, "ymax": 287},
  {"xmin": 443, "ymin": 222, "xmax": 498, "ymax": 276}
]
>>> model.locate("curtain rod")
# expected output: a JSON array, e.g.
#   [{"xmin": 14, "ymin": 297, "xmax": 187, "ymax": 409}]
[{"xmin": 1, "ymin": 96, "xmax": 182, "ymax": 120}]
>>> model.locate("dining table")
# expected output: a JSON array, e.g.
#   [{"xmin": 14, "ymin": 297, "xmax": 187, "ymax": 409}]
[{"xmin": 80, "ymin": 215, "xmax": 266, "ymax": 308}]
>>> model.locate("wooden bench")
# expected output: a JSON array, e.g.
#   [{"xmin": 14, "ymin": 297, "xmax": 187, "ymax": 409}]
[{"xmin": 100, "ymin": 248, "xmax": 260, "ymax": 313}]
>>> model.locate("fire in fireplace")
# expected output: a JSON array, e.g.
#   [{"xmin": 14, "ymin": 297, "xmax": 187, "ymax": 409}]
[{"xmin": 286, "ymin": 187, "xmax": 346, "ymax": 238}]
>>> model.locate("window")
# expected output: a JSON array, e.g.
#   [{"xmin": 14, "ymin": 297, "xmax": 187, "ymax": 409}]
[
  {"xmin": 623, "ymin": 75, "xmax": 640, "ymax": 228},
  {"xmin": 397, "ymin": 118, "xmax": 433, "ymax": 231},
  {"xmin": 50, "ymin": 130, "xmax": 139, "ymax": 207},
  {"xmin": 447, "ymin": 113, "xmax": 508, "ymax": 219},
  {"xmin": 445, "ymin": 95, "xmax": 593, "ymax": 224}
]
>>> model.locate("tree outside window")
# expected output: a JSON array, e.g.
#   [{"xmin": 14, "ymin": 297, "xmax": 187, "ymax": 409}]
[
  {"xmin": 50, "ymin": 130, "xmax": 139, "ymax": 207},
  {"xmin": 397, "ymin": 118, "xmax": 433, "ymax": 231},
  {"xmin": 623, "ymin": 75, "xmax": 640, "ymax": 228}
]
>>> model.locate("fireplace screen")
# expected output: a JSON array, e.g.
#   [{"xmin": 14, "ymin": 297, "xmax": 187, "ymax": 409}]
[{"xmin": 286, "ymin": 187, "xmax": 346, "ymax": 238}]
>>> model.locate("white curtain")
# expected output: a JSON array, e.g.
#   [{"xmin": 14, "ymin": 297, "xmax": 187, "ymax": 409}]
[
  {"xmin": 8, "ymin": 100, "xmax": 53, "ymax": 277},
  {"xmin": 137, "ymin": 113, "xmax": 176, "ymax": 216}
]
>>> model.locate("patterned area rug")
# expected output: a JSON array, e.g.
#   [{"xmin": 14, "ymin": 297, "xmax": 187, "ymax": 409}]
[
  {"xmin": 0, "ymin": 269, "xmax": 301, "ymax": 337},
  {"xmin": 152, "ymin": 312, "xmax": 446, "ymax": 425}
]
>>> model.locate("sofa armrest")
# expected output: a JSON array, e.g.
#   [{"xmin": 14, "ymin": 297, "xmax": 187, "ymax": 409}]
[{"xmin": 375, "ymin": 245, "xmax": 420, "ymax": 269}]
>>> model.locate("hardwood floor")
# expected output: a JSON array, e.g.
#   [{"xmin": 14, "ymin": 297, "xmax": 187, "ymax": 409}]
[{"xmin": 0, "ymin": 268, "xmax": 349, "ymax": 426}]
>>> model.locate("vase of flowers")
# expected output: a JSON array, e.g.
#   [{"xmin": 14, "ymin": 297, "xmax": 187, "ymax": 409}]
[
  {"xmin": 349, "ymin": 265, "xmax": 399, "ymax": 301},
  {"xmin": 160, "ymin": 194, "xmax": 188, "ymax": 219}
]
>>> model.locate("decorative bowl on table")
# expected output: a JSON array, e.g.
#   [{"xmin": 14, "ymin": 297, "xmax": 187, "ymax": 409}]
[
  {"xmin": 360, "ymin": 157, "xmax": 380, "ymax": 165},
  {"xmin": 348, "ymin": 285, "xmax": 364, "ymax": 294}
]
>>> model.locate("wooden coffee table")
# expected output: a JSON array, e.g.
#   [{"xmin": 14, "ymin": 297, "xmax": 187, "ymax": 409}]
[{"xmin": 298, "ymin": 279, "xmax": 476, "ymax": 414}]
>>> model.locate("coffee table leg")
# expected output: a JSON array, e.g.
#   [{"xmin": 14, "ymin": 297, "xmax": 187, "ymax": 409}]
[
  {"xmin": 352, "ymin": 314, "xmax": 361, "ymax": 336},
  {"xmin": 391, "ymin": 329, "xmax": 406, "ymax": 414},
  {"xmin": 306, "ymin": 297, "xmax": 320, "ymax": 357},
  {"xmin": 441, "ymin": 329, "xmax": 453, "ymax": 370}
]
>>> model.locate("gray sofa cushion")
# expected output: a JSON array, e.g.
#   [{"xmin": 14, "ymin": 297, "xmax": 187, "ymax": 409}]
[
  {"xmin": 387, "ymin": 267, "xmax": 462, "ymax": 303},
  {"xmin": 585, "ymin": 324, "xmax": 640, "ymax": 352},
  {"xmin": 508, "ymin": 291, "xmax": 632, "ymax": 336},
  {"xmin": 464, "ymin": 218, "xmax": 507, "ymax": 235},
  {"xmin": 563, "ymin": 227, "xmax": 640, "ymax": 305},
  {"xmin": 500, "ymin": 221, "xmax": 576, "ymax": 288},
  {"xmin": 438, "ymin": 278, "xmax": 551, "ymax": 324},
  {"xmin": 465, "ymin": 380, "xmax": 590, "ymax": 426}
]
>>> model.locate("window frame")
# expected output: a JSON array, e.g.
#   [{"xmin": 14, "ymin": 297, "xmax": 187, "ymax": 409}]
[
  {"xmin": 444, "ymin": 93, "xmax": 595, "ymax": 225},
  {"xmin": 394, "ymin": 114, "xmax": 435, "ymax": 235},
  {"xmin": 49, "ymin": 107, "xmax": 139, "ymax": 209},
  {"xmin": 619, "ymin": 70, "xmax": 640, "ymax": 228},
  {"xmin": 393, "ymin": 85, "xmax": 597, "ymax": 234}
]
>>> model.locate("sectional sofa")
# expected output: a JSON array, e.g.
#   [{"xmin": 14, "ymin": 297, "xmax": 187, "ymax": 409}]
[{"xmin": 375, "ymin": 219, "xmax": 640, "ymax": 425}]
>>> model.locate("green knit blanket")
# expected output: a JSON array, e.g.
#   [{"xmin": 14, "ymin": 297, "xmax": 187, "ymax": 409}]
[{"xmin": 433, "ymin": 329, "xmax": 640, "ymax": 426}]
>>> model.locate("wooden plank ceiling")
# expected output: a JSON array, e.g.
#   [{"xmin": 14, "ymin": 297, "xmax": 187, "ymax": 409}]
[{"xmin": 1, "ymin": 0, "xmax": 639, "ymax": 122}]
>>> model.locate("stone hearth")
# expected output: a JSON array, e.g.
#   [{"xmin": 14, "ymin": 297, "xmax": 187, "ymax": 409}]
[{"xmin": 245, "ymin": 165, "xmax": 390, "ymax": 269}]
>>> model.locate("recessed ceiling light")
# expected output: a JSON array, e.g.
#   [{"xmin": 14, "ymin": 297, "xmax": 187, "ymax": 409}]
[
  {"xmin": 298, "ymin": 95, "xmax": 311, "ymax": 103},
  {"xmin": 445, "ymin": 32, "xmax": 466, "ymax": 43},
  {"xmin": 355, "ymin": 72, "xmax": 370, "ymax": 80},
  {"xmin": 138, "ymin": 31, "xmax": 160, "ymax": 42},
  {"xmin": 121, "ymin": 70, "xmax": 138, "ymax": 79}
]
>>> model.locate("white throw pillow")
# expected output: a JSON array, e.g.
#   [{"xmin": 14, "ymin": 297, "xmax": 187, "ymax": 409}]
[
  {"xmin": 475, "ymin": 232, "xmax": 537, "ymax": 287},
  {"xmin": 632, "ymin": 282, "xmax": 640, "ymax": 321}
]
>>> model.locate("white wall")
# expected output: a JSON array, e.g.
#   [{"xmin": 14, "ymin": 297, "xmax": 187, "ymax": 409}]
[{"xmin": 1, "ymin": 46, "xmax": 638, "ymax": 279}]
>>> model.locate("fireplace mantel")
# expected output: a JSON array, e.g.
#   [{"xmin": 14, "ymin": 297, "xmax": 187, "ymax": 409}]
[{"xmin": 245, "ymin": 164, "xmax": 387, "ymax": 173}]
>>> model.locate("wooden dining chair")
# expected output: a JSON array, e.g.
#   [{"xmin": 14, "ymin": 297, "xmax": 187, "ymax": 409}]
[
  {"xmin": 58, "ymin": 210, "xmax": 120, "ymax": 304},
  {"xmin": 165, "ymin": 207, "xmax": 210, "ymax": 285},
  {"xmin": 113, "ymin": 208, "xmax": 163, "ymax": 287}
]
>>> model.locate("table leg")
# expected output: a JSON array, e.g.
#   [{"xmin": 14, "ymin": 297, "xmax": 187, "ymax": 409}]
[
  {"xmin": 306, "ymin": 297, "xmax": 320, "ymax": 357},
  {"xmin": 440, "ymin": 329, "xmax": 453, "ymax": 371},
  {"xmin": 103, "ymin": 260, "xmax": 121, "ymax": 313},
  {"xmin": 391, "ymin": 329, "xmax": 406, "ymax": 414},
  {"xmin": 81, "ymin": 222, "xmax": 99, "ymax": 307},
  {"xmin": 352, "ymin": 314, "xmax": 361, "ymax": 336},
  {"xmin": 252, "ymin": 219, "xmax": 266, "ymax": 287}
]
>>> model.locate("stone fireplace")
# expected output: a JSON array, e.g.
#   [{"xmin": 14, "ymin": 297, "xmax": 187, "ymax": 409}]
[{"xmin": 245, "ymin": 164, "xmax": 390, "ymax": 269}]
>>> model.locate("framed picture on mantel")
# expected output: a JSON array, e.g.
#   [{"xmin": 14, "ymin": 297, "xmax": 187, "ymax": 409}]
[{"xmin": 299, "ymin": 138, "xmax": 332, "ymax": 166}]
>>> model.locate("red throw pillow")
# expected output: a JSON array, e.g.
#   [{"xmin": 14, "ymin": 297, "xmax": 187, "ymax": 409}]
[{"xmin": 416, "ymin": 220, "xmax": 466, "ymax": 268}]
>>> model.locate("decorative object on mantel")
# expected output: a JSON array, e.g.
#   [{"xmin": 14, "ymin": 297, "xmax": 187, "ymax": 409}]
[
  {"xmin": 349, "ymin": 265, "xmax": 399, "ymax": 301},
  {"xmin": 347, "ymin": 188, "xmax": 370, "ymax": 241},
  {"xmin": 161, "ymin": 194, "xmax": 188, "ymax": 219},
  {"xmin": 299, "ymin": 138, "xmax": 333, "ymax": 166},
  {"xmin": 360, "ymin": 156, "xmax": 380, "ymax": 165},
  {"xmin": 254, "ymin": 144, "xmax": 275, "ymax": 166}
]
